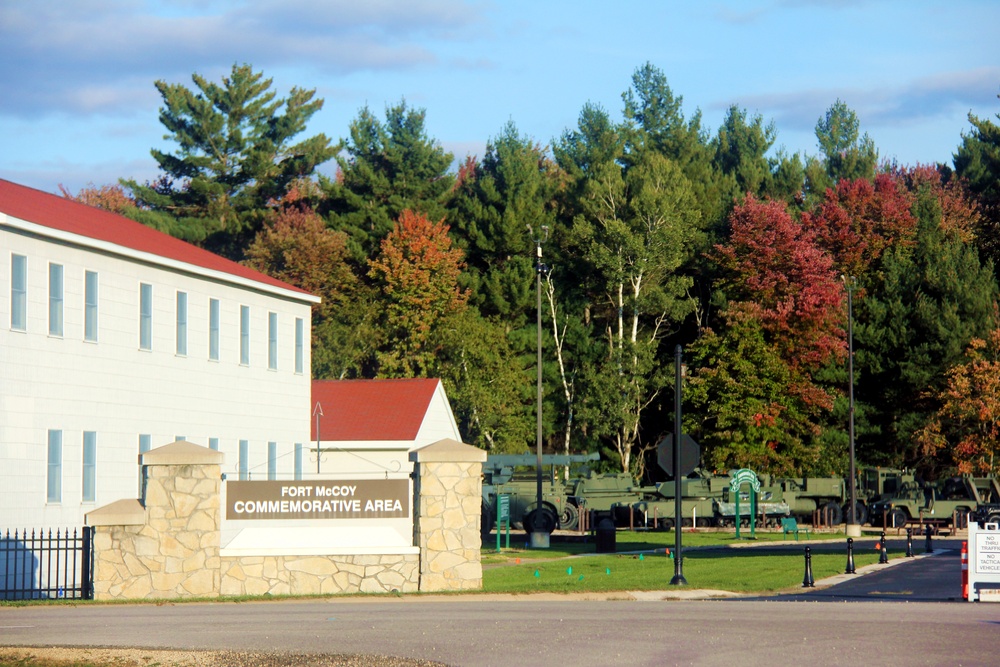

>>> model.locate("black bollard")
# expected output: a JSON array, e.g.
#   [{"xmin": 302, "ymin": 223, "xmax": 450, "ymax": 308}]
[
  {"xmin": 925, "ymin": 524, "xmax": 933, "ymax": 554},
  {"xmin": 879, "ymin": 533, "xmax": 889, "ymax": 564},
  {"xmin": 803, "ymin": 546, "xmax": 815, "ymax": 587},
  {"xmin": 906, "ymin": 528, "xmax": 914, "ymax": 558},
  {"xmin": 845, "ymin": 537, "xmax": 856, "ymax": 574}
]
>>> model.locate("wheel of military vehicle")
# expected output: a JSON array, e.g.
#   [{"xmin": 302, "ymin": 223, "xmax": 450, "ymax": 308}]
[
  {"xmin": 987, "ymin": 513, "xmax": 1000, "ymax": 525},
  {"xmin": 558, "ymin": 503, "xmax": 580, "ymax": 531},
  {"xmin": 696, "ymin": 517, "xmax": 713, "ymax": 528},
  {"xmin": 890, "ymin": 508, "xmax": 908, "ymax": 528},
  {"xmin": 657, "ymin": 518, "xmax": 674, "ymax": 531},
  {"xmin": 823, "ymin": 501, "xmax": 843, "ymax": 525},
  {"xmin": 844, "ymin": 501, "xmax": 868, "ymax": 527}
]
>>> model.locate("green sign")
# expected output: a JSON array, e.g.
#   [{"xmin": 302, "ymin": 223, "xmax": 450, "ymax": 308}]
[
  {"xmin": 729, "ymin": 468, "xmax": 761, "ymax": 493},
  {"xmin": 730, "ymin": 468, "xmax": 760, "ymax": 539},
  {"xmin": 498, "ymin": 494, "xmax": 510, "ymax": 522}
]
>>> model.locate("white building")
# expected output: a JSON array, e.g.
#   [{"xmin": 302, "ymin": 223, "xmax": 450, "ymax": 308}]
[
  {"xmin": 0, "ymin": 179, "xmax": 319, "ymax": 530},
  {"xmin": 308, "ymin": 378, "xmax": 462, "ymax": 479}
]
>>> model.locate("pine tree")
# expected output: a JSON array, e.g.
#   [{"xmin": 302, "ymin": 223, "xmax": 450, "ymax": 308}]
[
  {"xmin": 123, "ymin": 64, "xmax": 336, "ymax": 260},
  {"xmin": 325, "ymin": 100, "xmax": 454, "ymax": 262}
]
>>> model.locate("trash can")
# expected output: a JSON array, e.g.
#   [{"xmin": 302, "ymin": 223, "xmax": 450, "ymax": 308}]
[{"xmin": 596, "ymin": 516, "xmax": 616, "ymax": 553}]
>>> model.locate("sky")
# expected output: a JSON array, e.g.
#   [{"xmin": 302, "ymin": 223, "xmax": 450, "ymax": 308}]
[{"xmin": 2, "ymin": 0, "xmax": 999, "ymax": 196}]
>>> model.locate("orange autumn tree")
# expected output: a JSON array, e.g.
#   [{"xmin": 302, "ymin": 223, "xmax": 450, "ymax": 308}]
[
  {"xmin": 918, "ymin": 326, "xmax": 1000, "ymax": 475},
  {"xmin": 368, "ymin": 210, "xmax": 469, "ymax": 378}
]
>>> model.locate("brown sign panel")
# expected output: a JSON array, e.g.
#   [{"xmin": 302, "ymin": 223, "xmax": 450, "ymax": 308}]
[{"xmin": 226, "ymin": 479, "xmax": 410, "ymax": 521}]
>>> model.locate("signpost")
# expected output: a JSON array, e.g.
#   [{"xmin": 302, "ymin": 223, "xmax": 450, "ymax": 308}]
[
  {"xmin": 496, "ymin": 494, "xmax": 511, "ymax": 551},
  {"xmin": 968, "ymin": 520, "xmax": 1000, "ymax": 601},
  {"xmin": 730, "ymin": 468, "xmax": 761, "ymax": 539}
]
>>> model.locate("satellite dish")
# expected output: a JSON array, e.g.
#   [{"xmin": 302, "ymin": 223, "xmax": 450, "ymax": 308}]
[{"xmin": 657, "ymin": 433, "xmax": 700, "ymax": 478}]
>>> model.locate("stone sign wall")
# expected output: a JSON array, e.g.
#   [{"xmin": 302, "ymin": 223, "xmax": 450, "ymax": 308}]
[{"xmin": 86, "ymin": 438, "xmax": 485, "ymax": 600}]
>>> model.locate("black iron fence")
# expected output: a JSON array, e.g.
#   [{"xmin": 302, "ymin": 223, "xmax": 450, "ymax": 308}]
[{"xmin": 1, "ymin": 527, "xmax": 94, "ymax": 600}]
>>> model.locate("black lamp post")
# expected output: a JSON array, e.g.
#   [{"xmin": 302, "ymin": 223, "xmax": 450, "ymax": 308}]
[
  {"xmin": 530, "ymin": 225, "xmax": 550, "ymax": 548},
  {"xmin": 843, "ymin": 275, "xmax": 860, "ymax": 537},
  {"xmin": 670, "ymin": 344, "xmax": 688, "ymax": 585}
]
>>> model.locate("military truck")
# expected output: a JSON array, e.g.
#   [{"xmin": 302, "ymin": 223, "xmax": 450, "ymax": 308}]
[
  {"xmin": 481, "ymin": 452, "xmax": 600, "ymax": 537},
  {"xmin": 868, "ymin": 475, "xmax": 990, "ymax": 528},
  {"xmin": 965, "ymin": 477, "xmax": 1000, "ymax": 527},
  {"xmin": 851, "ymin": 467, "xmax": 916, "ymax": 525}
]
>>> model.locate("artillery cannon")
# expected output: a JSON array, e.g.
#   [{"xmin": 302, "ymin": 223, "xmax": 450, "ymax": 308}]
[{"xmin": 481, "ymin": 452, "xmax": 599, "ymax": 537}]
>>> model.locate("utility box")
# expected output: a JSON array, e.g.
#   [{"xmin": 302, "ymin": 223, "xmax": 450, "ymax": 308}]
[{"xmin": 967, "ymin": 520, "xmax": 1000, "ymax": 602}]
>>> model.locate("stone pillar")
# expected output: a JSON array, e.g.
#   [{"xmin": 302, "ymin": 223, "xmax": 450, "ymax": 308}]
[
  {"xmin": 410, "ymin": 438, "xmax": 487, "ymax": 592},
  {"xmin": 86, "ymin": 440, "xmax": 223, "ymax": 600}
]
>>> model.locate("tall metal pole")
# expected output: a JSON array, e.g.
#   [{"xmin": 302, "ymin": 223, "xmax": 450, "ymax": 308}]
[
  {"xmin": 670, "ymin": 344, "xmax": 688, "ymax": 585},
  {"xmin": 313, "ymin": 402, "xmax": 323, "ymax": 474},
  {"xmin": 844, "ymin": 276, "xmax": 860, "ymax": 537},
  {"xmin": 536, "ymin": 237, "xmax": 544, "ymax": 520}
]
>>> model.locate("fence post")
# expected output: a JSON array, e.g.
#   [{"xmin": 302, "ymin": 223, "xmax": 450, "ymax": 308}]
[{"xmin": 81, "ymin": 527, "xmax": 94, "ymax": 600}]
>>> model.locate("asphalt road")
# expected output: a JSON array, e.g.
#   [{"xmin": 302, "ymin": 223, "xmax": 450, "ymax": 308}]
[{"xmin": 2, "ymin": 539, "xmax": 999, "ymax": 667}]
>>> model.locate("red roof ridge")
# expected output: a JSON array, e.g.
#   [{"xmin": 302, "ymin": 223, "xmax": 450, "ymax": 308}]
[{"xmin": 0, "ymin": 178, "xmax": 315, "ymax": 300}]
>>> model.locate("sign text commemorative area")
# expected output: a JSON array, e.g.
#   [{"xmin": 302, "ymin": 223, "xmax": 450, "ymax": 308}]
[{"xmin": 226, "ymin": 480, "xmax": 409, "ymax": 520}]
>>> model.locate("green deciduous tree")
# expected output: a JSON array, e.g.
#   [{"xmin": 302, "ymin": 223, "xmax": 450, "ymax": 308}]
[
  {"xmin": 569, "ymin": 147, "xmax": 704, "ymax": 473},
  {"xmin": 435, "ymin": 309, "xmax": 534, "ymax": 453},
  {"xmin": 124, "ymin": 64, "xmax": 336, "ymax": 260}
]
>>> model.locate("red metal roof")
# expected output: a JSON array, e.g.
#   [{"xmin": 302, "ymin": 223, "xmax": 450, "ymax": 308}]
[
  {"xmin": 0, "ymin": 178, "xmax": 312, "ymax": 297},
  {"xmin": 311, "ymin": 379, "xmax": 441, "ymax": 441}
]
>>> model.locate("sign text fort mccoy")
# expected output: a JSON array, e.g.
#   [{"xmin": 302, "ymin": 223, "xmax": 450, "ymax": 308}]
[{"xmin": 226, "ymin": 479, "xmax": 409, "ymax": 520}]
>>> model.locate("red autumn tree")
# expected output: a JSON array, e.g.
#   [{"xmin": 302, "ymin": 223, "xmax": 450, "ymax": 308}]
[
  {"xmin": 368, "ymin": 209, "xmax": 469, "ymax": 377},
  {"xmin": 917, "ymin": 327, "xmax": 1000, "ymax": 475},
  {"xmin": 802, "ymin": 173, "xmax": 916, "ymax": 278},
  {"xmin": 715, "ymin": 194, "xmax": 846, "ymax": 376}
]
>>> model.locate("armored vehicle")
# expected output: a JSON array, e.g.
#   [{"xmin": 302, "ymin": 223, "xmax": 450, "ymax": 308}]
[
  {"xmin": 481, "ymin": 452, "xmax": 599, "ymax": 537},
  {"xmin": 869, "ymin": 475, "xmax": 989, "ymax": 528}
]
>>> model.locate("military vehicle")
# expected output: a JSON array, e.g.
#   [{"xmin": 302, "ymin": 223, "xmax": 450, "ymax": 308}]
[
  {"xmin": 481, "ymin": 452, "xmax": 599, "ymax": 537},
  {"xmin": 851, "ymin": 467, "xmax": 916, "ymax": 525},
  {"xmin": 969, "ymin": 477, "xmax": 1000, "ymax": 526},
  {"xmin": 868, "ymin": 475, "xmax": 993, "ymax": 528}
]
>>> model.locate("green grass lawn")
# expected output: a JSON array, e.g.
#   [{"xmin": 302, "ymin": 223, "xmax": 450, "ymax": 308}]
[{"xmin": 483, "ymin": 528, "xmax": 897, "ymax": 594}]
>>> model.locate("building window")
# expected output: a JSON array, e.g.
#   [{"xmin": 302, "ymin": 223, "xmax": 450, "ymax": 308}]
[
  {"xmin": 209, "ymin": 437, "xmax": 219, "ymax": 451},
  {"xmin": 294, "ymin": 443, "xmax": 303, "ymax": 480},
  {"xmin": 139, "ymin": 433, "xmax": 151, "ymax": 454},
  {"xmin": 47, "ymin": 429, "xmax": 62, "ymax": 503},
  {"xmin": 176, "ymin": 291, "xmax": 187, "ymax": 356},
  {"xmin": 267, "ymin": 441, "xmax": 277, "ymax": 480},
  {"xmin": 82, "ymin": 431, "xmax": 97, "ymax": 503},
  {"xmin": 209, "ymin": 298, "xmax": 220, "ymax": 361},
  {"xmin": 240, "ymin": 305, "xmax": 250, "ymax": 365},
  {"xmin": 48, "ymin": 263, "xmax": 63, "ymax": 336},
  {"xmin": 239, "ymin": 439, "xmax": 249, "ymax": 480},
  {"xmin": 139, "ymin": 283, "xmax": 153, "ymax": 350},
  {"xmin": 268, "ymin": 312, "xmax": 278, "ymax": 370},
  {"xmin": 295, "ymin": 317, "xmax": 304, "ymax": 374},
  {"xmin": 84, "ymin": 271, "xmax": 99, "ymax": 342},
  {"xmin": 11, "ymin": 254, "xmax": 27, "ymax": 331}
]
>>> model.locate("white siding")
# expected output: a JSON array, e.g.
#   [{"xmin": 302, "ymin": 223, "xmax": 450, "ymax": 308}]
[{"xmin": 0, "ymin": 223, "xmax": 314, "ymax": 529}]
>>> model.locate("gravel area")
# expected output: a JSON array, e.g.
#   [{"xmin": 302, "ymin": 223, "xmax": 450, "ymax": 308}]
[{"xmin": 0, "ymin": 647, "xmax": 451, "ymax": 667}]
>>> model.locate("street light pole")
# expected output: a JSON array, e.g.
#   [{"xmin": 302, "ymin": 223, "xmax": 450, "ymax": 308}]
[
  {"xmin": 670, "ymin": 344, "xmax": 688, "ymax": 585},
  {"xmin": 843, "ymin": 275, "xmax": 860, "ymax": 538},
  {"xmin": 530, "ymin": 225, "xmax": 550, "ymax": 548}
]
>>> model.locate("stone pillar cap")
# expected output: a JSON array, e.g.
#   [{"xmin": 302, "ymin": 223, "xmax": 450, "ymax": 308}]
[
  {"xmin": 409, "ymin": 438, "xmax": 486, "ymax": 463},
  {"xmin": 86, "ymin": 499, "xmax": 145, "ymax": 526},
  {"xmin": 142, "ymin": 439, "xmax": 224, "ymax": 466}
]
